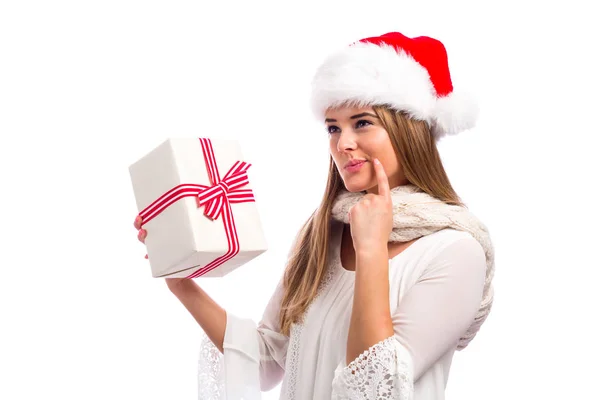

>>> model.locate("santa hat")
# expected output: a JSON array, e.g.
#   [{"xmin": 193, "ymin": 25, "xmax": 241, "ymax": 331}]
[{"xmin": 310, "ymin": 32, "xmax": 478, "ymax": 140}]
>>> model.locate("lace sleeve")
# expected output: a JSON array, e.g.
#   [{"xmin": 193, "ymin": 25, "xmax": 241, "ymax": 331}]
[
  {"xmin": 196, "ymin": 315, "xmax": 264, "ymax": 400},
  {"xmin": 197, "ymin": 331, "xmax": 226, "ymax": 399},
  {"xmin": 196, "ymin": 278, "xmax": 289, "ymax": 399},
  {"xmin": 331, "ymin": 336, "xmax": 414, "ymax": 400}
]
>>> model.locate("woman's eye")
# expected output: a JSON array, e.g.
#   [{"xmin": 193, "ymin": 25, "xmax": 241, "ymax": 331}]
[
  {"xmin": 327, "ymin": 125, "xmax": 339, "ymax": 134},
  {"xmin": 356, "ymin": 119, "xmax": 372, "ymax": 129}
]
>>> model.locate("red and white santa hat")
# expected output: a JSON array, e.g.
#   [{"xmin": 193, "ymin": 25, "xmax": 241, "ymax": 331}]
[{"xmin": 310, "ymin": 32, "xmax": 478, "ymax": 140}]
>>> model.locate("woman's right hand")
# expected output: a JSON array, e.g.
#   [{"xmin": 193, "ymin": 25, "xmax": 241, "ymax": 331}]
[{"xmin": 134, "ymin": 215, "xmax": 188, "ymax": 290}]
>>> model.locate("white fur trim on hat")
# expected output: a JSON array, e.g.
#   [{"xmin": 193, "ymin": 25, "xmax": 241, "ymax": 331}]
[{"xmin": 310, "ymin": 41, "xmax": 477, "ymax": 139}]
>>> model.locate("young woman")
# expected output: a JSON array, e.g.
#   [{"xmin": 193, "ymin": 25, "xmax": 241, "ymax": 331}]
[{"xmin": 135, "ymin": 31, "xmax": 495, "ymax": 399}]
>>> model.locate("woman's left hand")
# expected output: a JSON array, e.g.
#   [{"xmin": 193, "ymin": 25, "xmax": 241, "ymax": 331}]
[{"xmin": 348, "ymin": 158, "xmax": 393, "ymax": 252}]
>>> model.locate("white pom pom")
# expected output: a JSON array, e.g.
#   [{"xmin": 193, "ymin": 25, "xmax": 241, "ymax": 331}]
[{"xmin": 432, "ymin": 90, "xmax": 479, "ymax": 140}]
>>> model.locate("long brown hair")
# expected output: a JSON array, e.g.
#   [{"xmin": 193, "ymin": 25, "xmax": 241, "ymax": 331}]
[{"xmin": 278, "ymin": 105, "xmax": 465, "ymax": 336}]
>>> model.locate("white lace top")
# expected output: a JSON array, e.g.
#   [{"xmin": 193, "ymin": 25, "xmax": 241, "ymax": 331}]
[{"xmin": 198, "ymin": 220, "xmax": 487, "ymax": 399}]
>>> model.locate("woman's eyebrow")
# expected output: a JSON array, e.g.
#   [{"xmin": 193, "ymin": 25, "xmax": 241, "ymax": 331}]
[
  {"xmin": 350, "ymin": 112, "xmax": 378, "ymax": 119},
  {"xmin": 325, "ymin": 112, "xmax": 378, "ymax": 123}
]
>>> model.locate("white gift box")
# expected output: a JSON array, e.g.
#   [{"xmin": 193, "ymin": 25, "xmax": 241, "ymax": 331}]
[{"xmin": 129, "ymin": 138, "xmax": 268, "ymax": 278}]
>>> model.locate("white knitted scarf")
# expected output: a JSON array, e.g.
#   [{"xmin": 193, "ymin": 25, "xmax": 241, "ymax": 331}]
[{"xmin": 331, "ymin": 183, "xmax": 495, "ymax": 350}]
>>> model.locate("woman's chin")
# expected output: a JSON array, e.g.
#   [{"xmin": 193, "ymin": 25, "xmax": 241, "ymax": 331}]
[{"xmin": 342, "ymin": 177, "xmax": 373, "ymax": 193}]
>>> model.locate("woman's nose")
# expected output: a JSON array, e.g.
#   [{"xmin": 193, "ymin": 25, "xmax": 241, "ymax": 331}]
[{"xmin": 337, "ymin": 131, "xmax": 357, "ymax": 153}]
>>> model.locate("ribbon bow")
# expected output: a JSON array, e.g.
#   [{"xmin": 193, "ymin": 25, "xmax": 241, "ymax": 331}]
[{"xmin": 196, "ymin": 158, "xmax": 253, "ymax": 220}]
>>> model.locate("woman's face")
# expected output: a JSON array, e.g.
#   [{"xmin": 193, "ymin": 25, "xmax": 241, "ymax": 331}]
[{"xmin": 326, "ymin": 106, "xmax": 407, "ymax": 194}]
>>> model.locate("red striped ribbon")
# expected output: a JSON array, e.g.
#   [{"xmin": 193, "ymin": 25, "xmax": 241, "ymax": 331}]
[{"xmin": 138, "ymin": 138, "xmax": 255, "ymax": 278}]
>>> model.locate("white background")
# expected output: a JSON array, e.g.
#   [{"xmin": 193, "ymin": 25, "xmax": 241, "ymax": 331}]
[{"xmin": 1, "ymin": 1, "xmax": 598, "ymax": 399}]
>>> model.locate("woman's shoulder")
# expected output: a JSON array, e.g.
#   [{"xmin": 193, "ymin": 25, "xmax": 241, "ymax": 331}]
[
  {"xmin": 420, "ymin": 228, "xmax": 478, "ymax": 249},
  {"xmin": 390, "ymin": 228, "xmax": 484, "ymax": 269},
  {"xmin": 421, "ymin": 228, "xmax": 476, "ymax": 248},
  {"xmin": 388, "ymin": 228, "xmax": 486, "ymax": 292}
]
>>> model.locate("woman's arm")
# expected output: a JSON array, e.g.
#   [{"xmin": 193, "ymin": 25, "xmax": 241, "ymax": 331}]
[
  {"xmin": 346, "ymin": 245, "xmax": 394, "ymax": 364},
  {"xmin": 169, "ymin": 279, "xmax": 227, "ymax": 353},
  {"xmin": 194, "ymin": 275, "xmax": 290, "ymax": 396},
  {"xmin": 344, "ymin": 159, "xmax": 396, "ymax": 364}
]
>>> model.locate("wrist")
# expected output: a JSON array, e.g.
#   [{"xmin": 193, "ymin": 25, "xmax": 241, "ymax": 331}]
[
  {"xmin": 355, "ymin": 242, "xmax": 388, "ymax": 259},
  {"xmin": 355, "ymin": 247, "xmax": 389, "ymax": 273},
  {"xmin": 166, "ymin": 278, "xmax": 197, "ymax": 294}
]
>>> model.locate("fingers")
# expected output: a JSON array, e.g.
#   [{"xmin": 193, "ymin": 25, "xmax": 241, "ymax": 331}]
[
  {"xmin": 137, "ymin": 228, "xmax": 147, "ymax": 243},
  {"xmin": 134, "ymin": 216, "xmax": 148, "ymax": 259},
  {"xmin": 373, "ymin": 158, "xmax": 390, "ymax": 198},
  {"xmin": 135, "ymin": 215, "xmax": 147, "ymax": 243}
]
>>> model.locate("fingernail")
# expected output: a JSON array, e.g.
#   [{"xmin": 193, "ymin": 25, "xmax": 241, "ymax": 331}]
[{"xmin": 374, "ymin": 158, "xmax": 380, "ymax": 165}]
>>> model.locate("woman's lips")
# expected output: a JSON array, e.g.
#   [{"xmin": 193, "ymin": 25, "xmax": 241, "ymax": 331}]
[{"xmin": 344, "ymin": 160, "xmax": 366, "ymax": 172}]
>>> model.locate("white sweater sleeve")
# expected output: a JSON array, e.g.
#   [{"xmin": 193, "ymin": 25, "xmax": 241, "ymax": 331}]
[
  {"xmin": 198, "ymin": 277, "xmax": 289, "ymax": 399},
  {"xmin": 331, "ymin": 235, "xmax": 487, "ymax": 399}
]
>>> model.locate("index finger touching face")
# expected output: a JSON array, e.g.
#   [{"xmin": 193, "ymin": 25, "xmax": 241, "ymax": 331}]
[{"xmin": 373, "ymin": 158, "xmax": 390, "ymax": 198}]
